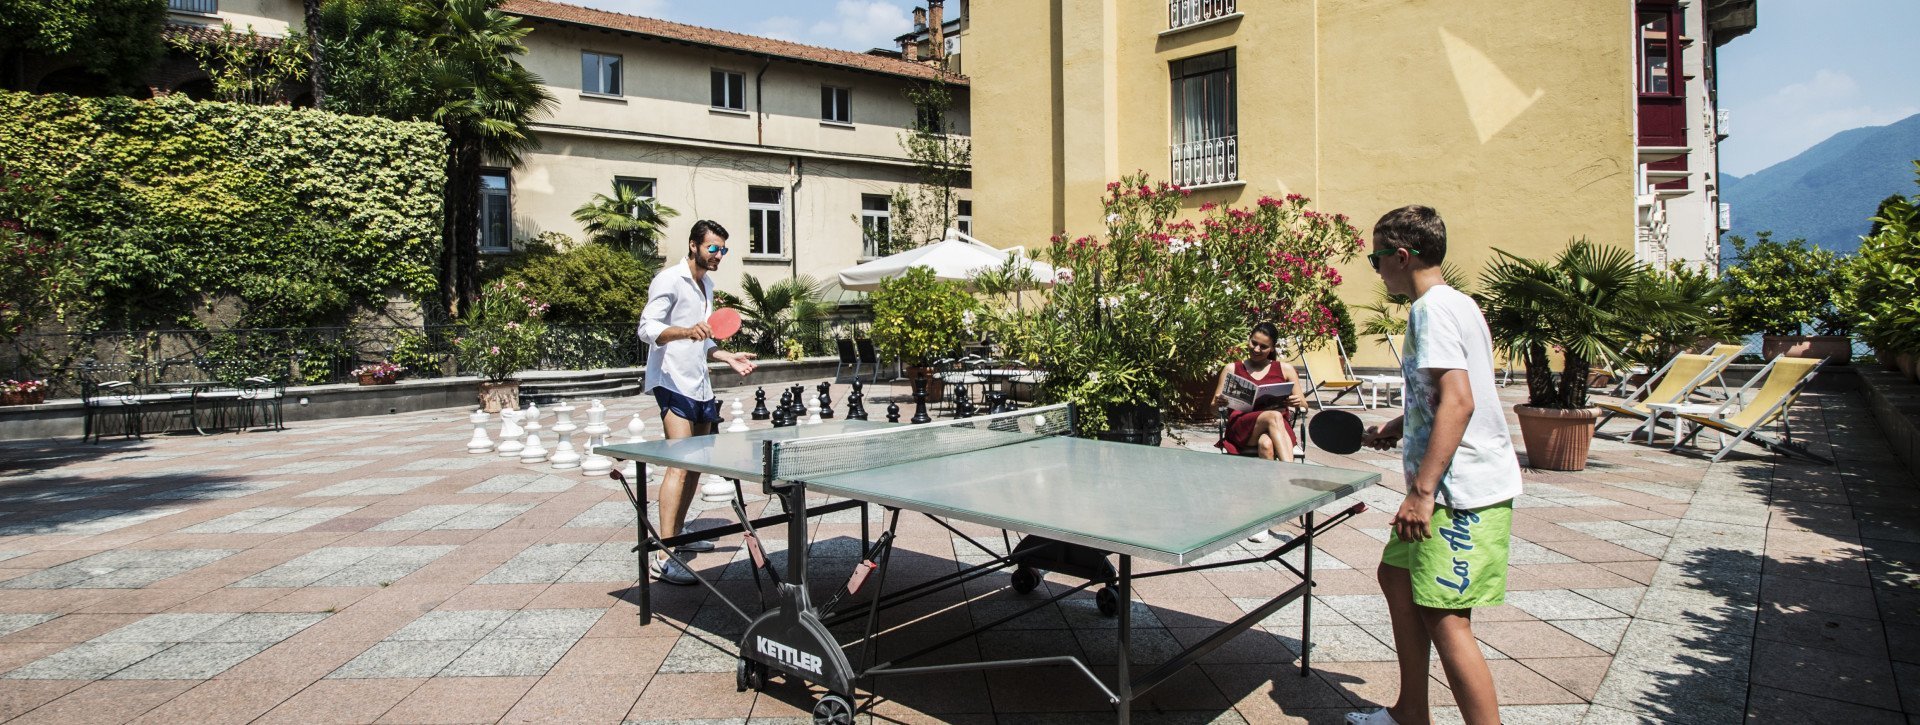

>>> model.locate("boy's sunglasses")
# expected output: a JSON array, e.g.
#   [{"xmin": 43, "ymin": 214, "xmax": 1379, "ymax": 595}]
[
  {"xmin": 705, "ymin": 244, "xmax": 730, "ymax": 256},
  {"xmin": 1367, "ymin": 247, "xmax": 1420, "ymax": 269}
]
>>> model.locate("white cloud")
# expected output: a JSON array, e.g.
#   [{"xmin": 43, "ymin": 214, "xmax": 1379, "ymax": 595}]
[
  {"xmin": 800, "ymin": 0, "xmax": 914, "ymax": 51},
  {"xmin": 754, "ymin": 16, "xmax": 803, "ymax": 42},
  {"xmin": 1724, "ymin": 69, "xmax": 1920, "ymax": 175}
]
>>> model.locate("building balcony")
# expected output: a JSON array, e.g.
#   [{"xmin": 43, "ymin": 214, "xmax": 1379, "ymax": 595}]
[
  {"xmin": 1166, "ymin": 0, "xmax": 1238, "ymax": 33},
  {"xmin": 168, "ymin": 0, "xmax": 217, "ymax": 14},
  {"xmin": 1716, "ymin": 108, "xmax": 1731, "ymax": 139},
  {"xmin": 1171, "ymin": 135, "xmax": 1238, "ymax": 189}
]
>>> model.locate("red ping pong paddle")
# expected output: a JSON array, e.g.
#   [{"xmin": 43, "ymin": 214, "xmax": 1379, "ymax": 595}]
[{"xmin": 707, "ymin": 308, "xmax": 742, "ymax": 340}]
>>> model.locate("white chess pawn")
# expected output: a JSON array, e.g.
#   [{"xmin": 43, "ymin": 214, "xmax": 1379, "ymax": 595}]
[
  {"xmin": 518, "ymin": 404, "xmax": 545, "ymax": 461},
  {"xmin": 549, "ymin": 401, "xmax": 581, "ymax": 469},
  {"xmin": 805, "ymin": 398, "xmax": 822, "ymax": 425},
  {"xmin": 622, "ymin": 413, "xmax": 645, "ymax": 481},
  {"xmin": 727, "ymin": 398, "xmax": 749, "ymax": 433},
  {"xmin": 466, "ymin": 408, "xmax": 494, "ymax": 453},
  {"xmin": 496, "ymin": 407, "xmax": 525, "ymax": 457},
  {"xmin": 581, "ymin": 400, "xmax": 613, "ymax": 477}
]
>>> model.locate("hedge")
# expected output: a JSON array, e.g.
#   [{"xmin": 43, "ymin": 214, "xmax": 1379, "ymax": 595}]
[{"xmin": 0, "ymin": 90, "xmax": 446, "ymax": 329}]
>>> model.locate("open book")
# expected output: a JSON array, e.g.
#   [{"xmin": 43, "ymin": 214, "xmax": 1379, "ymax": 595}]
[{"xmin": 1221, "ymin": 374, "xmax": 1294, "ymax": 413}]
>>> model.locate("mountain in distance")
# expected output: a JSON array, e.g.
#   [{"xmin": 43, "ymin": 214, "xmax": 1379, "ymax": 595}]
[{"xmin": 1721, "ymin": 112, "xmax": 1920, "ymax": 257}]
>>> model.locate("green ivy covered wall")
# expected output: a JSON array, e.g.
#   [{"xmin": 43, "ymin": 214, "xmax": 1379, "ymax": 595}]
[{"xmin": 0, "ymin": 90, "xmax": 446, "ymax": 329}]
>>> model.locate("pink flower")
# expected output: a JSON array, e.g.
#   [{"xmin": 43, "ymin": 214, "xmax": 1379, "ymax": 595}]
[
  {"xmin": 489, "ymin": 346, "xmax": 501, "ymax": 355},
  {"xmin": 1256, "ymin": 282, "xmax": 1272, "ymax": 292},
  {"xmin": 1199, "ymin": 201, "xmax": 1217, "ymax": 212}
]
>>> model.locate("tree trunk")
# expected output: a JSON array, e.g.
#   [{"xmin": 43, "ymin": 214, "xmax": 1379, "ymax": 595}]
[
  {"xmin": 441, "ymin": 134, "xmax": 484, "ymax": 317},
  {"xmin": 1559, "ymin": 356, "xmax": 1591, "ymax": 409},
  {"xmin": 1524, "ymin": 344, "xmax": 1553, "ymax": 408},
  {"xmin": 302, "ymin": 0, "xmax": 326, "ymax": 106}
]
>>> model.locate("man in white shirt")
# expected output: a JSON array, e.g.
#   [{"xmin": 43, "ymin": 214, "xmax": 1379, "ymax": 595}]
[
  {"xmin": 636, "ymin": 219, "xmax": 757, "ymax": 585},
  {"xmin": 1350, "ymin": 206, "xmax": 1522, "ymax": 725}
]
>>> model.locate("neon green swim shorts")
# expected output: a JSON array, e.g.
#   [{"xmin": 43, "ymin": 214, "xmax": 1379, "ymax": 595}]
[{"xmin": 1381, "ymin": 499, "xmax": 1513, "ymax": 610}]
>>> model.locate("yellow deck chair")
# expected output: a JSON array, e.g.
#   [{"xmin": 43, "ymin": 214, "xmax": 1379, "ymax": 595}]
[
  {"xmin": 1297, "ymin": 338, "xmax": 1364, "ymax": 409},
  {"xmin": 1678, "ymin": 356, "xmax": 1828, "ymax": 463},
  {"xmin": 1593, "ymin": 352, "xmax": 1729, "ymax": 434},
  {"xmin": 1698, "ymin": 343, "xmax": 1745, "ymax": 400}
]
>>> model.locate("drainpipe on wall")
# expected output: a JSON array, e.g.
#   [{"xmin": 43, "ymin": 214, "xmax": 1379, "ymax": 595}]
[
  {"xmin": 754, "ymin": 55, "xmax": 773, "ymax": 146},
  {"xmin": 788, "ymin": 157, "xmax": 803, "ymax": 280}
]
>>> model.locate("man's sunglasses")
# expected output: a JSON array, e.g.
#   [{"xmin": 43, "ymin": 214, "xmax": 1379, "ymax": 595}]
[
  {"xmin": 704, "ymin": 244, "xmax": 730, "ymax": 256},
  {"xmin": 1368, "ymin": 247, "xmax": 1420, "ymax": 270}
]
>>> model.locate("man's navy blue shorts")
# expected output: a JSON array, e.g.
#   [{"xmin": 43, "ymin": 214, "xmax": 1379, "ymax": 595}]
[{"xmin": 652, "ymin": 386, "xmax": 721, "ymax": 425}]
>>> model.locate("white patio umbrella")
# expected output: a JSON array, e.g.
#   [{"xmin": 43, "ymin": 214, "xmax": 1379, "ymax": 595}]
[{"xmin": 836, "ymin": 228, "xmax": 1055, "ymax": 291}]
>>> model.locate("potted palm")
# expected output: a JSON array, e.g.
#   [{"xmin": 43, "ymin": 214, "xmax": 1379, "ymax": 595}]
[
  {"xmin": 716, "ymin": 273, "xmax": 829, "ymax": 359},
  {"xmin": 870, "ymin": 266, "xmax": 977, "ymax": 401},
  {"xmin": 456, "ymin": 281, "xmax": 549, "ymax": 412},
  {"xmin": 1480, "ymin": 240, "xmax": 1706, "ymax": 470}
]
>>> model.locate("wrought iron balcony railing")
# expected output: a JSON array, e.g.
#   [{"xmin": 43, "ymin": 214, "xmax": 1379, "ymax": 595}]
[
  {"xmin": 1170, "ymin": 135, "xmax": 1238, "ymax": 188},
  {"xmin": 1168, "ymin": 0, "xmax": 1236, "ymax": 31}
]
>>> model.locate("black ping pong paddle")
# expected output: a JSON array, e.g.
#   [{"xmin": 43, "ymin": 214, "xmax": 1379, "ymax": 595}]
[{"xmin": 1307, "ymin": 410, "xmax": 1366, "ymax": 455}]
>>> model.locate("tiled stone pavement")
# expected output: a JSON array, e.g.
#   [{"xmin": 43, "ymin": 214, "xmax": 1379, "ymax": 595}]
[{"xmin": 0, "ymin": 378, "xmax": 1913, "ymax": 723}]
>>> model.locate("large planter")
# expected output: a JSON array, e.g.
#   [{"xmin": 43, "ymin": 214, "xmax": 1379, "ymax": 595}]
[
  {"xmin": 0, "ymin": 390, "xmax": 44, "ymax": 406},
  {"xmin": 358, "ymin": 374, "xmax": 399, "ymax": 386},
  {"xmin": 1878, "ymin": 349, "xmax": 1900, "ymax": 371},
  {"xmin": 478, "ymin": 380, "xmax": 521, "ymax": 413},
  {"xmin": 1763, "ymin": 335, "xmax": 1852, "ymax": 366},
  {"xmin": 1095, "ymin": 403, "xmax": 1163, "ymax": 447},
  {"xmin": 1900, "ymin": 353, "xmax": 1917, "ymax": 382},
  {"xmin": 1169, "ymin": 375, "xmax": 1222, "ymax": 423},
  {"xmin": 1514, "ymin": 405, "xmax": 1599, "ymax": 471}
]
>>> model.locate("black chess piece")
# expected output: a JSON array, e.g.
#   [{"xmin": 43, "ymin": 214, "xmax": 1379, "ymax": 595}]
[
  {"xmin": 773, "ymin": 404, "xmax": 791, "ymax": 427},
  {"xmin": 817, "ymin": 382, "xmax": 834, "ymax": 419},
  {"xmin": 953, "ymin": 386, "xmax": 972, "ymax": 418},
  {"xmin": 787, "ymin": 385, "xmax": 806, "ymax": 419},
  {"xmin": 910, "ymin": 377, "xmax": 931, "ymax": 424},
  {"xmin": 846, "ymin": 387, "xmax": 867, "ymax": 420},
  {"xmin": 751, "ymin": 387, "xmax": 770, "ymax": 420},
  {"xmin": 886, "ymin": 401, "xmax": 901, "ymax": 423}
]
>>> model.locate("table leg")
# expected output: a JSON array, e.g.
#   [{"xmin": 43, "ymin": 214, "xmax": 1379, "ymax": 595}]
[
  {"xmin": 637, "ymin": 462, "xmax": 652, "ymax": 624},
  {"xmin": 1668, "ymin": 416, "xmax": 1689, "ymax": 451},
  {"xmin": 1116, "ymin": 554, "xmax": 1132, "ymax": 725},
  {"xmin": 1301, "ymin": 511, "xmax": 1315, "ymax": 677}
]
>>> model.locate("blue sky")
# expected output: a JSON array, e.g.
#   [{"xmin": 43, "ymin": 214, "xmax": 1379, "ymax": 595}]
[
  {"xmin": 1717, "ymin": 0, "xmax": 1920, "ymax": 176},
  {"xmin": 575, "ymin": 0, "xmax": 1918, "ymax": 178}
]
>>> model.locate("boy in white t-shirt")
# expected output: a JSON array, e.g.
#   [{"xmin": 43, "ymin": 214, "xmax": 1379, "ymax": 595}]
[{"xmin": 1348, "ymin": 206, "xmax": 1523, "ymax": 725}]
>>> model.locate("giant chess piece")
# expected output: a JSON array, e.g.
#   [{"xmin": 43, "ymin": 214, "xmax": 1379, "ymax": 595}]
[
  {"xmin": 846, "ymin": 381, "xmax": 867, "ymax": 421},
  {"xmin": 886, "ymin": 401, "xmax": 901, "ymax": 423},
  {"xmin": 727, "ymin": 398, "xmax": 749, "ymax": 432},
  {"xmin": 817, "ymin": 382, "xmax": 834, "ymax": 419},
  {"xmin": 789, "ymin": 385, "xmax": 807, "ymax": 419},
  {"xmin": 580, "ymin": 400, "xmax": 613, "ymax": 477},
  {"xmin": 621, "ymin": 413, "xmax": 645, "ymax": 481},
  {"xmin": 954, "ymin": 386, "xmax": 974, "ymax": 419},
  {"xmin": 751, "ymin": 387, "xmax": 771, "ymax": 420},
  {"xmin": 549, "ymin": 401, "xmax": 581, "ymax": 469},
  {"xmin": 466, "ymin": 408, "xmax": 495, "ymax": 453},
  {"xmin": 910, "ymin": 377, "xmax": 931, "ymax": 424},
  {"xmin": 804, "ymin": 397, "xmax": 822, "ymax": 425},
  {"xmin": 518, "ymin": 404, "xmax": 546, "ymax": 463},
  {"xmin": 496, "ymin": 407, "xmax": 525, "ymax": 457}
]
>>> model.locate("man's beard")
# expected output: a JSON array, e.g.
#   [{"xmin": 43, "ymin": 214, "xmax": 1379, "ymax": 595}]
[{"xmin": 700, "ymin": 255, "xmax": 722, "ymax": 270}]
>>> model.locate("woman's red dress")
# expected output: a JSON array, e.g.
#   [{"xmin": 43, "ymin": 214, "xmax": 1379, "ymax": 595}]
[{"xmin": 1217, "ymin": 359, "xmax": 1296, "ymax": 456}]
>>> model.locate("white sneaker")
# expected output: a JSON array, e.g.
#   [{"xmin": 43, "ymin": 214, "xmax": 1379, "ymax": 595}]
[
  {"xmin": 1345, "ymin": 708, "xmax": 1399, "ymax": 725},
  {"xmin": 1247, "ymin": 531, "xmax": 1269, "ymax": 543}
]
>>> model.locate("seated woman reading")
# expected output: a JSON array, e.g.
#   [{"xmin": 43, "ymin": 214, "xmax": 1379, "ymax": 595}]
[{"xmin": 1213, "ymin": 321, "xmax": 1308, "ymax": 460}]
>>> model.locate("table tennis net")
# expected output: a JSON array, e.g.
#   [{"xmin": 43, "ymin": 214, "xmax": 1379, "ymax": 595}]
[{"xmin": 767, "ymin": 403, "xmax": 1075, "ymax": 481}]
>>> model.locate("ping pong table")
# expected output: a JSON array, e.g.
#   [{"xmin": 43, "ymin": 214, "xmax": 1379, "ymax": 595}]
[{"xmin": 597, "ymin": 403, "xmax": 1378, "ymax": 724}]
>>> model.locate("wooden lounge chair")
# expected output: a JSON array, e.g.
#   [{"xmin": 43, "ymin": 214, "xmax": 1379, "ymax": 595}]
[
  {"xmin": 1676, "ymin": 356, "xmax": 1828, "ymax": 464},
  {"xmin": 1297, "ymin": 339, "xmax": 1363, "ymax": 409},
  {"xmin": 1594, "ymin": 351, "xmax": 1735, "ymax": 434}
]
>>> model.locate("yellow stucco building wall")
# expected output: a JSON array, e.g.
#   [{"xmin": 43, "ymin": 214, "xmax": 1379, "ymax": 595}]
[{"xmin": 972, "ymin": 0, "xmax": 1637, "ymax": 366}]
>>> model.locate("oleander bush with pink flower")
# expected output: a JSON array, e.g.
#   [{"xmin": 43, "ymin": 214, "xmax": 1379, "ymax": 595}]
[
  {"xmin": 996, "ymin": 172, "xmax": 1361, "ymax": 435},
  {"xmin": 454, "ymin": 281, "xmax": 548, "ymax": 382}
]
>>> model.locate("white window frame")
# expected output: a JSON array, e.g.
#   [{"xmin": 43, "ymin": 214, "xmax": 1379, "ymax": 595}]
[
  {"xmin": 712, "ymin": 69, "xmax": 746, "ymax": 111},
  {"xmin": 822, "ymin": 85, "xmax": 852, "ymax": 125},
  {"xmin": 860, "ymin": 194, "xmax": 891, "ymax": 259},
  {"xmin": 956, "ymin": 199, "xmax": 972, "ymax": 236},
  {"xmin": 581, "ymin": 50, "xmax": 622, "ymax": 96},
  {"xmin": 748, "ymin": 186, "xmax": 785, "ymax": 258},
  {"xmin": 479, "ymin": 170, "xmax": 512, "ymax": 253}
]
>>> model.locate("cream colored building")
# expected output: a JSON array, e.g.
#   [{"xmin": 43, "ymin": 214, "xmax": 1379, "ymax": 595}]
[
  {"xmin": 141, "ymin": 0, "xmax": 971, "ymax": 299},
  {"xmin": 970, "ymin": 0, "xmax": 1753, "ymax": 364}
]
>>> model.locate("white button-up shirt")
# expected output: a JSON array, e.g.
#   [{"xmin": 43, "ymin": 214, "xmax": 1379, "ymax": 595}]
[{"xmin": 638, "ymin": 262, "xmax": 718, "ymax": 401}]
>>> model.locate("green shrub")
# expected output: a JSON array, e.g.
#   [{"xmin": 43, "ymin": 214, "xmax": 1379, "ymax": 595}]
[
  {"xmin": 455, "ymin": 281, "xmax": 546, "ymax": 381},
  {"xmin": 1721, "ymin": 232, "xmax": 1849, "ymax": 337},
  {"xmin": 489, "ymin": 241, "xmax": 656, "ymax": 325},
  {"xmin": 1849, "ymin": 165, "xmax": 1920, "ymax": 356},
  {"xmin": 0, "ymin": 91, "xmax": 446, "ymax": 330},
  {"xmin": 870, "ymin": 266, "xmax": 976, "ymax": 367}
]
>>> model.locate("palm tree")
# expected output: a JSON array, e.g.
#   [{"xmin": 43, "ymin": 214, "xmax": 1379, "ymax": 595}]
[
  {"xmin": 302, "ymin": 0, "xmax": 326, "ymax": 105},
  {"xmin": 571, "ymin": 183, "xmax": 679, "ymax": 259},
  {"xmin": 425, "ymin": 0, "xmax": 555, "ymax": 315},
  {"xmin": 716, "ymin": 274, "xmax": 830, "ymax": 357},
  {"xmin": 1479, "ymin": 239, "xmax": 1706, "ymax": 409},
  {"xmin": 1352, "ymin": 263, "xmax": 1474, "ymax": 342}
]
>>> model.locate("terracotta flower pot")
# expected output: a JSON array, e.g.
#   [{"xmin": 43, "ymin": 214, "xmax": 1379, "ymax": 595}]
[
  {"xmin": 1513, "ymin": 405, "xmax": 1599, "ymax": 471},
  {"xmin": 1762, "ymin": 335, "xmax": 1851, "ymax": 366},
  {"xmin": 1899, "ymin": 353, "xmax": 1917, "ymax": 382},
  {"xmin": 478, "ymin": 380, "xmax": 521, "ymax": 413},
  {"xmin": 0, "ymin": 391, "xmax": 19, "ymax": 406},
  {"xmin": 905, "ymin": 366, "xmax": 945, "ymax": 402},
  {"xmin": 1879, "ymin": 349, "xmax": 1899, "ymax": 371}
]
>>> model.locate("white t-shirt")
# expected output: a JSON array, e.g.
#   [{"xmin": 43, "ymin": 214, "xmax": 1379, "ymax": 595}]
[{"xmin": 1400, "ymin": 285, "xmax": 1523, "ymax": 510}]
